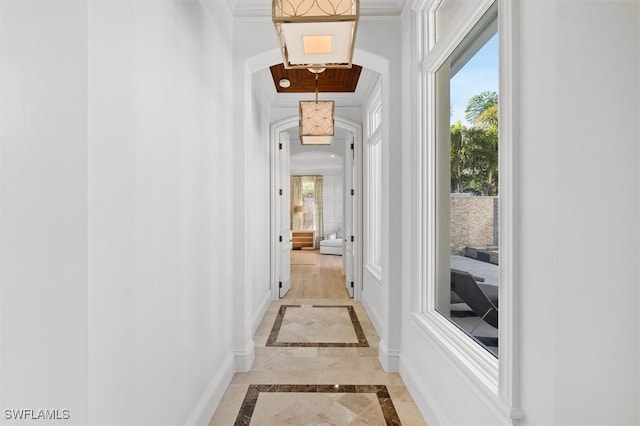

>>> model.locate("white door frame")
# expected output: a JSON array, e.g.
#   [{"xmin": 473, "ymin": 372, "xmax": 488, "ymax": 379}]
[{"xmin": 270, "ymin": 115, "xmax": 363, "ymax": 301}]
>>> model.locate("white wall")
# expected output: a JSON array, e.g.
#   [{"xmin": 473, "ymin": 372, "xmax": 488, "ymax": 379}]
[
  {"xmin": 1, "ymin": 2, "xmax": 89, "ymax": 423},
  {"xmin": 1, "ymin": 1, "xmax": 236, "ymax": 424},
  {"xmin": 519, "ymin": 1, "xmax": 639, "ymax": 424},
  {"xmin": 248, "ymin": 74, "xmax": 272, "ymax": 325},
  {"xmin": 323, "ymin": 175, "xmax": 344, "ymax": 238},
  {"xmin": 231, "ymin": 18, "xmax": 276, "ymax": 372},
  {"xmin": 355, "ymin": 18, "xmax": 403, "ymax": 372},
  {"xmin": 87, "ymin": 2, "xmax": 235, "ymax": 424},
  {"xmin": 400, "ymin": 0, "xmax": 640, "ymax": 424}
]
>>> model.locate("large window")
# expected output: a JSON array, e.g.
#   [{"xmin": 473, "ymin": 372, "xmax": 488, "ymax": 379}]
[
  {"xmin": 416, "ymin": 0, "xmax": 520, "ymax": 417},
  {"xmin": 365, "ymin": 81, "xmax": 382, "ymax": 274},
  {"xmin": 435, "ymin": 16, "xmax": 499, "ymax": 357},
  {"xmin": 291, "ymin": 175, "xmax": 324, "ymax": 242},
  {"xmin": 301, "ymin": 177, "xmax": 316, "ymax": 230}
]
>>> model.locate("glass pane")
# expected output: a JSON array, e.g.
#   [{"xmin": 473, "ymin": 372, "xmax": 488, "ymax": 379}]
[
  {"xmin": 434, "ymin": 13, "xmax": 499, "ymax": 357},
  {"xmin": 302, "ymin": 191, "xmax": 315, "ymax": 230},
  {"xmin": 302, "ymin": 179, "xmax": 315, "ymax": 192}
]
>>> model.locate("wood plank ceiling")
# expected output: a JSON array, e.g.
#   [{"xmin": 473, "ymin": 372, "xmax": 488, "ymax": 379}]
[{"xmin": 269, "ymin": 63, "xmax": 363, "ymax": 93}]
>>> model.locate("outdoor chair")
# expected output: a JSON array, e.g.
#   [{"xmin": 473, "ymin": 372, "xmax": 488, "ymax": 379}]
[{"xmin": 450, "ymin": 268, "xmax": 499, "ymax": 330}]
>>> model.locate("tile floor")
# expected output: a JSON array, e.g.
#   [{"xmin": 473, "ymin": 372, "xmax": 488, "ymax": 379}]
[
  {"xmin": 209, "ymin": 299, "xmax": 427, "ymax": 425},
  {"xmin": 267, "ymin": 305, "xmax": 368, "ymax": 347}
]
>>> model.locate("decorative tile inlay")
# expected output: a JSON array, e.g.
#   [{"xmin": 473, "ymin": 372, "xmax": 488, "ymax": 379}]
[
  {"xmin": 234, "ymin": 384, "xmax": 401, "ymax": 426},
  {"xmin": 266, "ymin": 305, "xmax": 369, "ymax": 347}
]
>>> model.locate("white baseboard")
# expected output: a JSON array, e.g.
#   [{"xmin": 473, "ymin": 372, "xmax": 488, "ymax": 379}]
[
  {"xmin": 185, "ymin": 354, "xmax": 234, "ymax": 426},
  {"xmin": 399, "ymin": 357, "xmax": 448, "ymax": 426},
  {"xmin": 234, "ymin": 341, "xmax": 255, "ymax": 372},
  {"xmin": 361, "ymin": 295, "xmax": 382, "ymax": 338},
  {"xmin": 378, "ymin": 340, "xmax": 400, "ymax": 372},
  {"xmin": 252, "ymin": 290, "xmax": 272, "ymax": 334}
]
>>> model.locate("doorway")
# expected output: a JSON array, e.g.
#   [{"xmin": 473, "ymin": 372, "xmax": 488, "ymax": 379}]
[{"xmin": 270, "ymin": 116, "xmax": 363, "ymax": 302}]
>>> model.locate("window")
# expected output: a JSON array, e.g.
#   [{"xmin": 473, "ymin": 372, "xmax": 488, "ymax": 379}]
[
  {"xmin": 365, "ymin": 81, "xmax": 382, "ymax": 275},
  {"xmin": 415, "ymin": 0, "xmax": 520, "ymax": 418},
  {"xmin": 301, "ymin": 177, "xmax": 316, "ymax": 230},
  {"xmin": 435, "ymin": 18, "xmax": 499, "ymax": 357}
]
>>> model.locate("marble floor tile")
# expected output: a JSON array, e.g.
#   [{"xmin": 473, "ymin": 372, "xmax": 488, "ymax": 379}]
[
  {"xmin": 249, "ymin": 392, "xmax": 384, "ymax": 426},
  {"xmin": 266, "ymin": 305, "xmax": 369, "ymax": 347},
  {"xmin": 233, "ymin": 385, "xmax": 401, "ymax": 426},
  {"xmin": 210, "ymin": 299, "xmax": 427, "ymax": 425}
]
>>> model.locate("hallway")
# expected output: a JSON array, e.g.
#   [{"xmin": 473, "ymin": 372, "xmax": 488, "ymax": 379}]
[
  {"xmin": 287, "ymin": 249, "xmax": 350, "ymax": 299},
  {"xmin": 209, "ymin": 299, "xmax": 426, "ymax": 425}
]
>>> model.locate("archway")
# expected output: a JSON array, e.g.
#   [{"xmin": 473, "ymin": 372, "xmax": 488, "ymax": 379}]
[{"xmin": 269, "ymin": 115, "xmax": 363, "ymax": 301}]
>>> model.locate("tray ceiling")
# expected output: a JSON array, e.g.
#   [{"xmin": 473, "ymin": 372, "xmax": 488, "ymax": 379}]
[{"xmin": 269, "ymin": 64, "xmax": 363, "ymax": 94}]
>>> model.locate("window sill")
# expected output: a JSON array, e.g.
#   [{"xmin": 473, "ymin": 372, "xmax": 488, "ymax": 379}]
[{"xmin": 410, "ymin": 312, "xmax": 523, "ymax": 424}]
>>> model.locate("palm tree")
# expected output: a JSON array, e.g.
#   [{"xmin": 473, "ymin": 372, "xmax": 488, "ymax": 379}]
[
  {"xmin": 450, "ymin": 91, "xmax": 499, "ymax": 196},
  {"xmin": 450, "ymin": 121, "xmax": 467, "ymax": 193},
  {"xmin": 465, "ymin": 91, "xmax": 498, "ymax": 128}
]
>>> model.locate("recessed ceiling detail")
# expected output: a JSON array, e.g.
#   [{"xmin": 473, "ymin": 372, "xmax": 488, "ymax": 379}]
[{"xmin": 269, "ymin": 63, "xmax": 363, "ymax": 93}]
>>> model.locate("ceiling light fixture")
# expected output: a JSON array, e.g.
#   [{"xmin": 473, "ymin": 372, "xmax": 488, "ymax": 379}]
[
  {"xmin": 299, "ymin": 69, "xmax": 334, "ymax": 145},
  {"xmin": 272, "ymin": 0, "xmax": 360, "ymax": 69},
  {"xmin": 279, "ymin": 78, "xmax": 291, "ymax": 88}
]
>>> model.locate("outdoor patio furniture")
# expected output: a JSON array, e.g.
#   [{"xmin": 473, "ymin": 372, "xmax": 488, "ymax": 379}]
[{"xmin": 450, "ymin": 268, "xmax": 498, "ymax": 329}]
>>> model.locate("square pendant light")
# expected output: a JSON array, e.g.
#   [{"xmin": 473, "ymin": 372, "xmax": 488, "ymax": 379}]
[
  {"xmin": 299, "ymin": 100, "xmax": 334, "ymax": 145},
  {"xmin": 272, "ymin": 0, "xmax": 360, "ymax": 69}
]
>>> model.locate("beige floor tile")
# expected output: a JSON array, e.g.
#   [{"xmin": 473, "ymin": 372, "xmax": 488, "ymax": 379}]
[
  {"xmin": 276, "ymin": 306, "xmax": 359, "ymax": 343},
  {"xmin": 210, "ymin": 299, "xmax": 427, "ymax": 425}
]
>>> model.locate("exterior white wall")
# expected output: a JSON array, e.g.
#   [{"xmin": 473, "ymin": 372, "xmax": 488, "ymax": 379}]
[
  {"xmin": 1, "ymin": 1, "xmax": 235, "ymax": 424},
  {"xmin": 400, "ymin": 0, "xmax": 640, "ymax": 424},
  {"xmin": 0, "ymin": 2, "xmax": 89, "ymax": 423}
]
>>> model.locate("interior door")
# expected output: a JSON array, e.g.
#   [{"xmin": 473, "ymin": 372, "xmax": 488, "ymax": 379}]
[
  {"xmin": 344, "ymin": 134, "xmax": 355, "ymax": 298},
  {"xmin": 277, "ymin": 132, "xmax": 292, "ymax": 297}
]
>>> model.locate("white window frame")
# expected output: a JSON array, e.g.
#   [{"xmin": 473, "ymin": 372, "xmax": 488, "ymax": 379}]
[
  {"xmin": 411, "ymin": 0, "xmax": 523, "ymax": 422},
  {"xmin": 364, "ymin": 80, "xmax": 383, "ymax": 278}
]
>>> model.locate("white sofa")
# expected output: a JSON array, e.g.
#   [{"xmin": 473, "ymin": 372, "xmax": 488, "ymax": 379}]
[{"xmin": 319, "ymin": 237, "xmax": 344, "ymax": 255}]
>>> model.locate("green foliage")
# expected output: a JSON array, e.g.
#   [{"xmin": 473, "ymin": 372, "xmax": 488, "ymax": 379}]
[
  {"xmin": 451, "ymin": 91, "xmax": 498, "ymax": 196},
  {"xmin": 465, "ymin": 91, "xmax": 498, "ymax": 128}
]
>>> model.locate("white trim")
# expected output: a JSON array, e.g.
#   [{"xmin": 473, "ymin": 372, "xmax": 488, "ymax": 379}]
[
  {"xmin": 399, "ymin": 355, "xmax": 448, "ymax": 426},
  {"xmin": 411, "ymin": 314, "xmax": 522, "ymax": 424},
  {"xmin": 409, "ymin": 0, "xmax": 438, "ymax": 13},
  {"xmin": 363, "ymin": 78, "xmax": 384, "ymax": 274},
  {"xmin": 253, "ymin": 290, "xmax": 273, "ymax": 334},
  {"xmin": 184, "ymin": 355, "xmax": 234, "ymax": 426},
  {"xmin": 497, "ymin": 0, "xmax": 520, "ymax": 412},
  {"xmin": 414, "ymin": 312, "xmax": 498, "ymax": 392},
  {"xmin": 361, "ymin": 294, "xmax": 383, "ymax": 338},
  {"xmin": 233, "ymin": 341, "xmax": 255, "ymax": 372},
  {"xmin": 365, "ymin": 264, "xmax": 383, "ymax": 283},
  {"xmin": 269, "ymin": 124, "xmax": 282, "ymax": 303},
  {"xmin": 412, "ymin": 0, "xmax": 523, "ymax": 423},
  {"xmin": 270, "ymin": 115, "xmax": 364, "ymax": 302},
  {"xmin": 378, "ymin": 340, "xmax": 400, "ymax": 372},
  {"xmin": 422, "ymin": 1, "xmax": 494, "ymax": 74}
]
